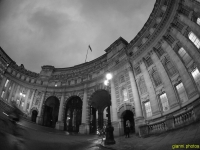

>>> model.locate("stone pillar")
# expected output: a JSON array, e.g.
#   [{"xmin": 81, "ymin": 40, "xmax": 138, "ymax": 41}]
[
  {"xmin": 79, "ymin": 85, "xmax": 89, "ymax": 134},
  {"xmin": 128, "ymin": 66, "xmax": 144, "ymax": 134},
  {"xmin": 8, "ymin": 82, "xmax": 15, "ymax": 103},
  {"xmin": 140, "ymin": 61, "xmax": 161, "ymax": 116},
  {"xmin": 14, "ymin": 85, "xmax": 20, "ymax": 102},
  {"xmin": 28, "ymin": 89, "xmax": 36, "ymax": 113},
  {"xmin": 178, "ymin": 13, "xmax": 200, "ymax": 38},
  {"xmin": 36, "ymin": 92, "xmax": 45, "ymax": 125},
  {"xmin": 151, "ymin": 51, "xmax": 179, "ymax": 109},
  {"xmin": 110, "ymin": 78, "xmax": 119, "ymax": 136},
  {"xmin": 161, "ymin": 40, "xmax": 199, "ymax": 101},
  {"xmin": 170, "ymin": 27, "xmax": 200, "ymax": 68},
  {"xmin": 0, "ymin": 77, "xmax": 7, "ymax": 96},
  {"xmin": 56, "ymin": 93, "xmax": 64, "ymax": 130},
  {"xmin": 23, "ymin": 89, "xmax": 30, "ymax": 112},
  {"xmin": 3, "ymin": 80, "xmax": 11, "ymax": 101}
]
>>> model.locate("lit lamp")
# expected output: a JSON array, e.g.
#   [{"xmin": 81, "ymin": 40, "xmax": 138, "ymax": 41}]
[{"xmin": 104, "ymin": 73, "xmax": 115, "ymax": 145}]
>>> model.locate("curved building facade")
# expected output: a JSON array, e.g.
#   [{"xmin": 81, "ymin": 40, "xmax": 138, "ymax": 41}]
[{"xmin": 1, "ymin": 0, "xmax": 200, "ymax": 136}]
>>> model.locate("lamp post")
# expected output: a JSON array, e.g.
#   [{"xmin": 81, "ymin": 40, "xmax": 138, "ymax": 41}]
[{"xmin": 104, "ymin": 73, "xmax": 115, "ymax": 145}]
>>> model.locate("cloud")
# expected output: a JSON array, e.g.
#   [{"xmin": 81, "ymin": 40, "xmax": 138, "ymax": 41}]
[{"xmin": 0, "ymin": 0, "xmax": 155, "ymax": 73}]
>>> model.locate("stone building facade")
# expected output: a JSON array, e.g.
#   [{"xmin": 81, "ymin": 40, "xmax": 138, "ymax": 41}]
[{"xmin": 1, "ymin": 0, "xmax": 200, "ymax": 137}]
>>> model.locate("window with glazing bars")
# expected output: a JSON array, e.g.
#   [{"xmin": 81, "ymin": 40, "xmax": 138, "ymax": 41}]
[
  {"xmin": 178, "ymin": 47, "xmax": 192, "ymax": 65},
  {"xmin": 151, "ymin": 68, "xmax": 162, "ymax": 87},
  {"xmin": 145, "ymin": 57, "xmax": 153, "ymax": 67},
  {"xmin": 138, "ymin": 76, "xmax": 147, "ymax": 95},
  {"xmin": 144, "ymin": 101, "xmax": 152, "ymax": 117},
  {"xmin": 160, "ymin": 93, "xmax": 170, "ymax": 112},
  {"xmin": 134, "ymin": 66, "xmax": 141, "ymax": 75},
  {"xmin": 188, "ymin": 32, "xmax": 200, "ymax": 49},
  {"xmin": 163, "ymin": 57, "xmax": 177, "ymax": 77},
  {"xmin": 175, "ymin": 82, "xmax": 188, "ymax": 103}
]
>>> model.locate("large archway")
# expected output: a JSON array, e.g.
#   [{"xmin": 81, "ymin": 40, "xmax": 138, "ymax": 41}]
[
  {"xmin": 31, "ymin": 110, "xmax": 38, "ymax": 123},
  {"xmin": 121, "ymin": 110, "xmax": 135, "ymax": 134},
  {"xmin": 43, "ymin": 96, "xmax": 60, "ymax": 128},
  {"xmin": 89, "ymin": 89, "xmax": 111, "ymax": 134},
  {"xmin": 64, "ymin": 96, "xmax": 82, "ymax": 132}
]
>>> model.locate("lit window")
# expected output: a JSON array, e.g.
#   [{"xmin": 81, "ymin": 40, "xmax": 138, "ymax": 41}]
[
  {"xmin": 176, "ymin": 82, "xmax": 188, "ymax": 103},
  {"xmin": 197, "ymin": 18, "xmax": 200, "ymax": 25},
  {"xmin": 122, "ymin": 88, "xmax": 128, "ymax": 101},
  {"xmin": 21, "ymin": 102, "xmax": 24, "ymax": 107},
  {"xmin": 188, "ymin": 32, "xmax": 200, "ymax": 49},
  {"xmin": 144, "ymin": 101, "xmax": 152, "ymax": 117},
  {"xmin": 191, "ymin": 67, "xmax": 200, "ymax": 90},
  {"xmin": 151, "ymin": 68, "xmax": 162, "ymax": 87},
  {"xmin": 16, "ymin": 99, "xmax": 20, "ymax": 106},
  {"xmin": 178, "ymin": 47, "xmax": 192, "ymax": 65},
  {"xmin": 160, "ymin": 93, "xmax": 170, "ymax": 112},
  {"xmin": 1, "ymin": 91, "xmax": 5, "ymax": 98},
  {"xmin": 138, "ymin": 76, "xmax": 147, "ymax": 95},
  {"xmin": 5, "ymin": 79, "xmax": 9, "ymax": 87}
]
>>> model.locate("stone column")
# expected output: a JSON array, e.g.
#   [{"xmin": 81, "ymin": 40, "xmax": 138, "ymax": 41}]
[
  {"xmin": 56, "ymin": 93, "xmax": 64, "ymax": 130},
  {"xmin": 14, "ymin": 85, "xmax": 20, "ymax": 102},
  {"xmin": 3, "ymin": 80, "xmax": 11, "ymax": 101},
  {"xmin": 178, "ymin": 14, "xmax": 200, "ymax": 38},
  {"xmin": 161, "ymin": 39, "xmax": 199, "ymax": 101},
  {"xmin": 28, "ymin": 89, "xmax": 36, "ymax": 113},
  {"xmin": 0, "ymin": 77, "xmax": 7, "ymax": 96},
  {"xmin": 170, "ymin": 27, "xmax": 200, "ymax": 68},
  {"xmin": 110, "ymin": 78, "xmax": 120, "ymax": 136},
  {"xmin": 8, "ymin": 82, "xmax": 16, "ymax": 103},
  {"xmin": 128, "ymin": 66, "xmax": 144, "ymax": 134},
  {"xmin": 140, "ymin": 61, "xmax": 161, "ymax": 116},
  {"xmin": 23, "ymin": 89, "xmax": 30, "ymax": 112},
  {"xmin": 151, "ymin": 51, "xmax": 179, "ymax": 109},
  {"xmin": 37, "ymin": 92, "xmax": 45, "ymax": 125},
  {"xmin": 79, "ymin": 84, "xmax": 89, "ymax": 134}
]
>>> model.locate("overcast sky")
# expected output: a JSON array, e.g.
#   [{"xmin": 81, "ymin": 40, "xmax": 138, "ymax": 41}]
[{"xmin": 0, "ymin": 0, "xmax": 155, "ymax": 73}]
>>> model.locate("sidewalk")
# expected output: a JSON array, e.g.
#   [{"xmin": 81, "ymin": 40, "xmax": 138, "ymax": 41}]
[{"xmin": 100, "ymin": 121, "xmax": 200, "ymax": 150}]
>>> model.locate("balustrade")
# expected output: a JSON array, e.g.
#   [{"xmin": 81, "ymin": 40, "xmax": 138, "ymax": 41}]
[
  {"xmin": 174, "ymin": 109, "xmax": 195, "ymax": 127},
  {"xmin": 148, "ymin": 122, "xmax": 166, "ymax": 134}
]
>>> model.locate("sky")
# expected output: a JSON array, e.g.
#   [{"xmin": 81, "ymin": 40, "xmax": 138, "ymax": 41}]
[{"xmin": 0, "ymin": 0, "xmax": 156, "ymax": 73}]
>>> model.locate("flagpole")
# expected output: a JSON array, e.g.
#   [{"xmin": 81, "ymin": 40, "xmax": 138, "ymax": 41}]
[{"xmin": 85, "ymin": 47, "xmax": 89, "ymax": 62}]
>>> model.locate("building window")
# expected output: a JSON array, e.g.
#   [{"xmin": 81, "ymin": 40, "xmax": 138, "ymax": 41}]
[
  {"xmin": 176, "ymin": 82, "xmax": 188, "ymax": 103},
  {"xmin": 122, "ymin": 88, "xmax": 128, "ymax": 101},
  {"xmin": 197, "ymin": 18, "xmax": 200, "ymax": 25},
  {"xmin": 144, "ymin": 101, "xmax": 152, "ymax": 118},
  {"xmin": 5, "ymin": 79, "xmax": 9, "ymax": 87},
  {"xmin": 145, "ymin": 57, "xmax": 153, "ymax": 67},
  {"xmin": 163, "ymin": 57, "xmax": 177, "ymax": 77},
  {"xmin": 151, "ymin": 68, "xmax": 162, "ymax": 87},
  {"xmin": 160, "ymin": 93, "xmax": 170, "ymax": 112},
  {"xmin": 178, "ymin": 47, "xmax": 192, "ymax": 65},
  {"xmin": 138, "ymin": 76, "xmax": 147, "ymax": 95},
  {"xmin": 120, "ymin": 75, "xmax": 125, "ymax": 84},
  {"xmin": 156, "ymin": 47, "xmax": 165, "ymax": 57},
  {"xmin": 134, "ymin": 66, "xmax": 141, "ymax": 75},
  {"xmin": 191, "ymin": 67, "xmax": 200, "ymax": 90},
  {"xmin": 188, "ymin": 32, "xmax": 200, "ymax": 49}
]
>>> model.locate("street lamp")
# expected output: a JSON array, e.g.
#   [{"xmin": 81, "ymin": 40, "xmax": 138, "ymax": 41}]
[{"xmin": 104, "ymin": 73, "xmax": 115, "ymax": 145}]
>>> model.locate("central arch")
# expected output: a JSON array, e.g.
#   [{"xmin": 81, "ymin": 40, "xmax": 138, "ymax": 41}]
[
  {"xmin": 89, "ymin": 89, "xmax": 111, "ymax": 134},
  {"xmin": 64, "ymin": 96, "xmax": 82, "ymax": 132},
  {"xmin": 43, "ymin": 96, "xmax": 60, "ymax": 128}
]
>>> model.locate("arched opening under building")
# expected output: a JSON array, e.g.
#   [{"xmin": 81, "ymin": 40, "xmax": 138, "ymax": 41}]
[
  {"xmin": 43, "ymin": 96, "xmax": 60, "ymax": 128},
  {"xmin": 89, "ymin": 89, "xmax": 111, "ymax": 134},
  {"xmin": 121, "ymin": 110, "xmax": 135, "ymax": 134},
  {"xmin": 31, "ymin": 110, "xmax": 38, "ymax": 123},
  {"xmin": 64, "ymin": 96, "xmax": 82, "ymax": 133}
]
